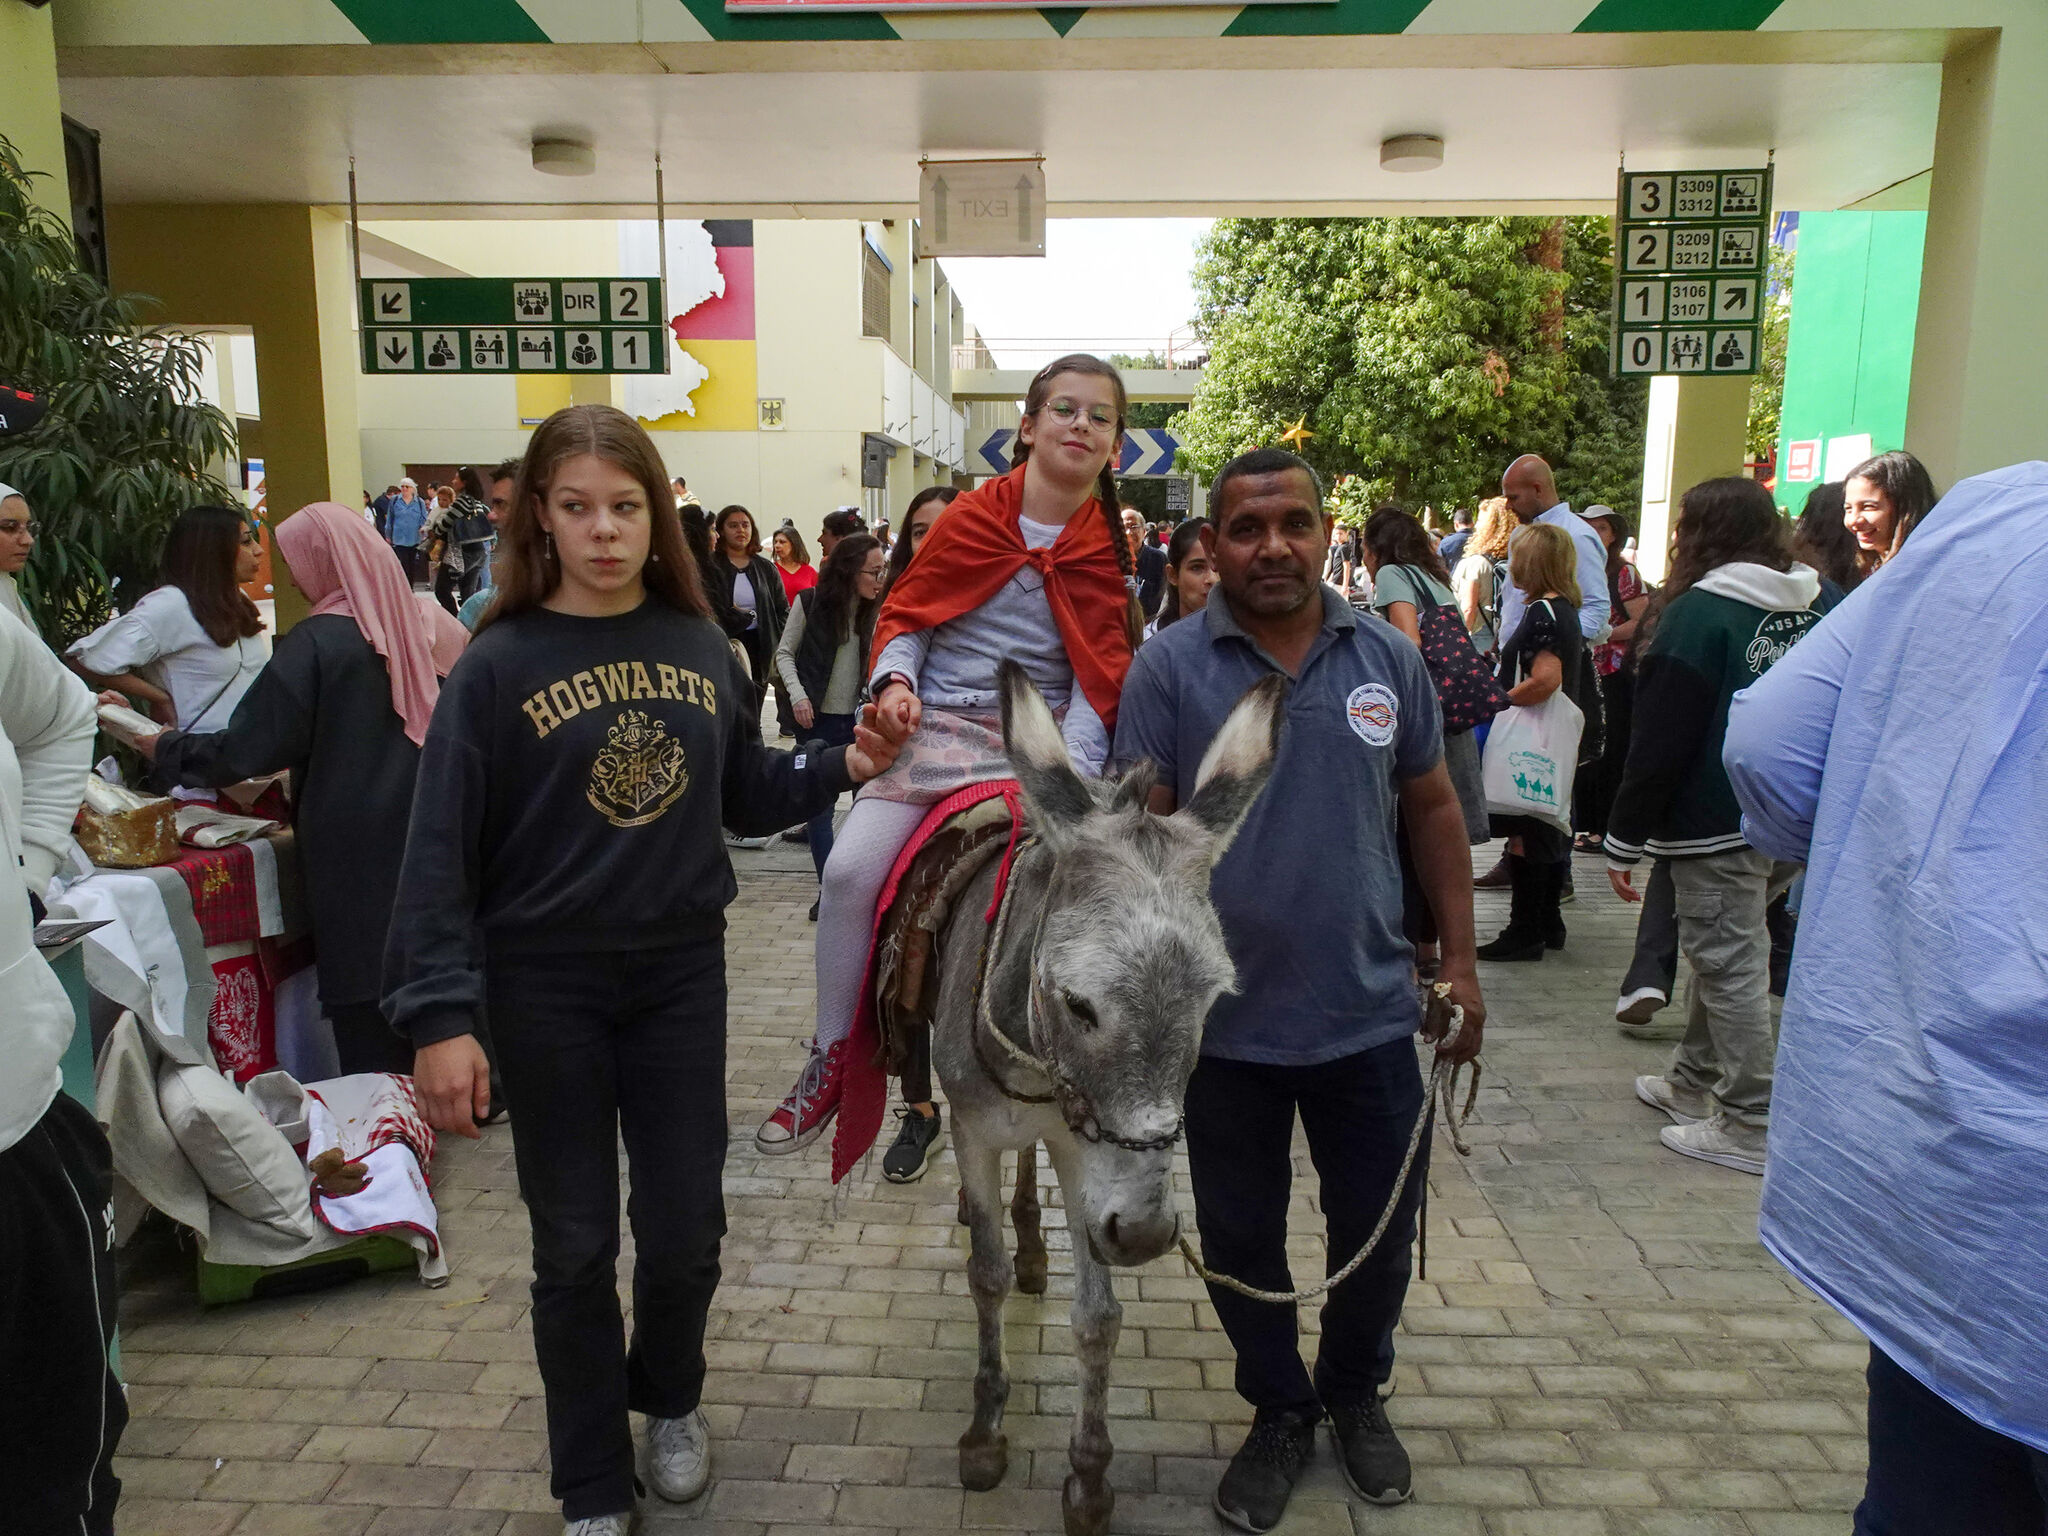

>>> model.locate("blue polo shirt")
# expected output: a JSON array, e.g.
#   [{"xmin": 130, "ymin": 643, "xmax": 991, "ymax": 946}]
[{"xmin": 1113, "ymin": 584, "xmax": 1442, "ymax": 1066}]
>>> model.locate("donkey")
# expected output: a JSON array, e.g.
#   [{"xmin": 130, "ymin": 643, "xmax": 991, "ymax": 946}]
[{"xmin": 928, "ymin": 660, "xmax": 1284, "ymax": 1536}]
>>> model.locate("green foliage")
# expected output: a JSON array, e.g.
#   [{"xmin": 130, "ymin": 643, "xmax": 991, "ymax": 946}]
[
  {"xmin": 1107, "ymin": 352, "xmax": 1183, "ymax": 433},
  {"xmin": 0, "ymin": 135, "xmax": 237, "ymax": 645},
  {"xmin": 1746, "ymin": 241, "xmax": 1794, "ymax": 464},
  {"xmin": 1173, "ymin": 216, "xmax": 1648, "ymax": 522}
]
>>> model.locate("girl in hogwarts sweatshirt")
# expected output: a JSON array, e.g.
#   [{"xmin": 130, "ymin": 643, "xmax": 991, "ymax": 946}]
[{"xmin": 383, "ymin": 404, "xmax": 900, "ymax": 1534}]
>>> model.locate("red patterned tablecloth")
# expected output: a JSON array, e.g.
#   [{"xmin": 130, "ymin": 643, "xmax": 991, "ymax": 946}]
[{"xmin": 166, "ymin": 841, "xmax": 260, "ymax": 948}]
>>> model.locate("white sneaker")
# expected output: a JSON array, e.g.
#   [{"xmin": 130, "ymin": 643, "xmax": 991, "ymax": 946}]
[
  {"xmin": 1660, "ymin": 1113, "xmax": 1767, "ymax": 1175},
  {"xmin": 724, "ymin": 830, "xmax": 772, "ymax": 851},
  {"xmin": 646, "ymin": 1408, "xmax": 712, "ymax": 1502},
  {"xmin": 564, "ymin": 1515, "xmax": 630, "ymax": 1536},
  {"xmin": 1634, "ymin": 1075, "xmax": 1709, "ymax": 1125},
  {"xmin": 1615, "ymin": 986, "xmax": 1669, "ymax": 1026}
]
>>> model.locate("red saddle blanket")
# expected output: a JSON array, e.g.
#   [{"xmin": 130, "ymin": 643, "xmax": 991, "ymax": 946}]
[{"xmin": 831, "ymin": 779, "xmax": 1025, "ymax": 1184}]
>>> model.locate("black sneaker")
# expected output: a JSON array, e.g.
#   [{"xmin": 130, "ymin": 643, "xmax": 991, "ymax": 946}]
[
  {"xmin": 881, "ymin": 1106, "xmax": 944, "ymax": 1184},
  {"xmin": 1328, "ymin": 1395, "xmax": 1411, "ymax": 1505},
  {"xmin": 780, "ymin": 826, "xmax": 809, "ymax": 844},
  {"xmin": 1213, "ymin": 1409, "xmax": 1316, "ymax": 1533}
]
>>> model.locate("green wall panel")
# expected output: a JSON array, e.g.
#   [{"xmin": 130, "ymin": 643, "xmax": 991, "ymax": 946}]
[
  {"xmin": 1225, "ymin": 0, "xmax": 1431, "ymax": 39},
  {"xmin": 329, "ymin": 0, "xmax": 548, "ymax": 43},
  {"xmin": 1773, "ymin": 211, "xmax": 1927, "ymax": 509},
  {"xmin": 1576, "ymin": 0, "xmax": 1783, "ymax": 31}
]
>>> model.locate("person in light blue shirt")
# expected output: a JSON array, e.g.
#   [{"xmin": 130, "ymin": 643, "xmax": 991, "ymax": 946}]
[
  {"xmin": 384, "ymin": 477, "xmax": 428, "ymax": 586},
  {"xmin": 1496, "ymin": 454, "xmax": 1610, "ymax": 649},
  {"xmin": 1724, "ymin": 459, "xmax": 2048, "ymax": 1533}
]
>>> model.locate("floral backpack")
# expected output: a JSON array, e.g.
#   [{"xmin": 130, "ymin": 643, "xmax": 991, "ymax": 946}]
[{"xmin": 1397, "ymin": 565, "xmax": 1511, "ymax": 734}]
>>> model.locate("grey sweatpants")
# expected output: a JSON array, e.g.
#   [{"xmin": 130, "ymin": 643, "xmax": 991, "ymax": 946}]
[{"xmin": 1664, "ymin": 849, "xmax": 1799, "ymax": 1128}]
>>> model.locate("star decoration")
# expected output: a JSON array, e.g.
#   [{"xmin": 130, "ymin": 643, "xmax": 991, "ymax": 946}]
[{"xmin": 1280, "ymin": 415, "xmax": 1316, "ymax": 448}]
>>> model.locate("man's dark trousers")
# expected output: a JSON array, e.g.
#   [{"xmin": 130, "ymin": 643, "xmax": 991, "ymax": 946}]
[
  {"xmin": 1855, "ymin": 1346, "xmax": 2048, "ymax": 1535},
  {"xmin": 1186, "ymin": 1036, "xmax": 1427, "ymax": 1414}
]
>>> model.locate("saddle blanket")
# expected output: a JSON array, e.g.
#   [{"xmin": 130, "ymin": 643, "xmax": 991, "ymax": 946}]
[{"xmin": 831, "ymin": 779, "xmax": 1024, "ymax": 1184}]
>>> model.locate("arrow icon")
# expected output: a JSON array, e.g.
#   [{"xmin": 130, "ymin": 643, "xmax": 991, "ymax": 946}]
[
  {"xmin": 379, "ymin": 290, "xmax": 404, "ymax": 316},
  {"xmin": 382, "ymin": 338, "xmax": 408, "ymax": 365},
  {"xmin": 932, "ymin": 177, "xmax": 948, "ymax": 246},
  {"xmin": 980, "ymin": 429, "xmax": 1015, "ymax": 471},
  {"xmin": 1016, "ymin": 175, "xmax": 1034, "ymax": 244}
]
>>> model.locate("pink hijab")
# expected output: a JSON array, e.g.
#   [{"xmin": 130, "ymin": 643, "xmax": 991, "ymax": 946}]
[
  {"xmin": 413, "ymin": 591, "xmax": 470, "ymax": 679},
  {"xmin": 274, "ymin": 502, "xmax": 444, "ymax": 747}
]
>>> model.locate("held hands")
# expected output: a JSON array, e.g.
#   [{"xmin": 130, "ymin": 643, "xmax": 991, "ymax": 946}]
[
  {"xmin": 1433, "ymin": 964, "xmax": 1486, "ymax": 1065},
  {"xmin": 1607, "ymin": 866, "xmax": 1642, "ymax": 903},
  {"xmin": 846, "ymin": 702, "xmax": 902, "ymax": 784},
  {"xmin": 414, "ymin": 1034, "xmax": 492, "ymax": 1140},
  {"xmin": 874, "ymin": 681, "xmax": 921, "ymax": 742}
]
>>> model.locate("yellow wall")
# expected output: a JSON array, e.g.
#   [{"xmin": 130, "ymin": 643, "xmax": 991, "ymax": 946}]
[
  {"xmin": 106, "ymin": 204, "xmax": 364, "ymax": 621},
  {"xmin": 0, "ymin": 3, "xmax": 69, "ymax": 226}
]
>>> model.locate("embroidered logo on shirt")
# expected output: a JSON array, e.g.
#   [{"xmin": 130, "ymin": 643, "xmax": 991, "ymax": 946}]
[
  {"xmin": 1346, "ymin": 682, "xmax": 1399, "ymax": 747},
  {"xmin": 586, "ymin": 710, "xmax": 690, "ymax": 828}
]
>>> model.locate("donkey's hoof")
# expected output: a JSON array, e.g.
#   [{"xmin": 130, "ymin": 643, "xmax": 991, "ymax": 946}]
[
  {"xmin": 1014, "ymin": 1249, "xmax": 1049, "ymax": 1295},
  {"xmin": 1061, "ymin": 1471, "xmax": 1115, "ymax": 1536},
  {"xmin": 959, "ymin": 1431, "xmax": 1009, "ymax": 1491},
  {"xmin": 956, "ymin": 1187, "xmax": 970, "ymax": 1227}
]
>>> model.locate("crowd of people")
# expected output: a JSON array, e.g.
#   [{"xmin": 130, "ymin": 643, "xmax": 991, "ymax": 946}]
[{"xmin": 1, "ymin": 357, "xmax": 2041, "ymax": 1536}]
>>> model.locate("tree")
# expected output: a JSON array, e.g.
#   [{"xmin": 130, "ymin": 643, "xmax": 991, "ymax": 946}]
[
  {"xmin": 0, "ymin": 135, "xmax": 237, "ymax": 644},
  {"xmin": 1173, "ymin": 216, "xmax": 1647, "ymax": 519},
  {"xmin": 1746, "ymin": 241, "xmax": 1794, "ymax": 465}
]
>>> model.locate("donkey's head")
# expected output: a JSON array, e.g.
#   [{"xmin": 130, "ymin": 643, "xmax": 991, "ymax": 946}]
[{"xmin": 998, "ymin": 660, "xmax": 1284, "ymax": 1267}]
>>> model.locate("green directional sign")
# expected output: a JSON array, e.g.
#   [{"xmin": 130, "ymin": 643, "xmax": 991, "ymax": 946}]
[
  {"xmin": 1611, "ymin": 167, "xmax": 1771, "ymax": 379},
  {"xmin": 360, "ymin": 276, "xmax": 664, "ymax": 327},
  {"xmin": 362, "ymin": 326, "xmax": 670, "ymax": 375}
]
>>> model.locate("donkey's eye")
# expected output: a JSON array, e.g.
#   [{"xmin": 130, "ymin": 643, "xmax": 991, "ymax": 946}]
[{"xmin": 1062, "ymin": 993, "xmax": 1099, "ymax": 1030}]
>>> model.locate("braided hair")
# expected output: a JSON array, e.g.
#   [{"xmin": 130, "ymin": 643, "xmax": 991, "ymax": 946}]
[{"xmin": 1010, "ymin": 354, "xmax": 1145, "ymax": 651}]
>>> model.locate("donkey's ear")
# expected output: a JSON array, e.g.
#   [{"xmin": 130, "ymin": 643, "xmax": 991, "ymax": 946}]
[
  {"xmin": 1176, "ymin": 674, "xmax": 1286, "ymax": 858},
  {"xmin": 999, "ymin": 660, "xmax": 1093, "ymax": 841}
]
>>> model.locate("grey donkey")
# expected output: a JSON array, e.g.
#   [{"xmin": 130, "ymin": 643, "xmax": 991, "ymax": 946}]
[{"xmin": 929, "ymin": 660, "xmax": 1285, "ymax": 1536}]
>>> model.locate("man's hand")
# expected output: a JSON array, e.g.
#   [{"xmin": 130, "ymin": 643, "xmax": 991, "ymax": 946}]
[
  {"xmin": 1607, "ymin": 866, "xmax": 1641, "ymax": 903},
  {"xmin": 846, "ymin": 703, "xmax": 902, "ymax": 784},
  {"xmin": 1434, "ymin": 964, "xmax": 1486, "ymax": 1065},
  {"xmin": 874, "ymin": 682, "xmax": 921, "ymax": 743},
  {"xmin": 132, "ymin": 729, "xmax": 163, "ymax": 762},
  {"xmin": 792, "ymin": 698, "xmax": 815, "ymax": 731},
  {"xmin": 414, "ymin": 1034, "xmax": 491, "ymax": 1139}
]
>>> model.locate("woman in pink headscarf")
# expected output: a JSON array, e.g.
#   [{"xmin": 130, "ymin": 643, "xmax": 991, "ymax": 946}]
[{"xmin": 140, "ymin": 502, "xmax": 465, "ymax": 1074}]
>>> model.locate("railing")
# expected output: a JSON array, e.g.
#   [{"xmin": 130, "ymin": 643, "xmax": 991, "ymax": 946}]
[{"xmin": 950, "ymin": 337, "xmax": 1208, "ymax": 372}]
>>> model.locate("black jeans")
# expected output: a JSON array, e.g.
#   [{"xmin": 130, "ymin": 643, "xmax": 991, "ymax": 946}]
[
  {"xmin": 804, "ymin": 712, "xmax": 857, "ymax": 878},
  {"xmin": 1186, "ymin": 1038, "xmax": 1428, "ymax": 1416},
  {"xmin": 1572, "ymin": 667, "xmax": 1634, "ymax": 837},
  {"xmin": 328, "ymin": 1001, "xmax": 416, "ymax": 1077},
  {"xmin": 487, "ymin": 936, "xmax": 729, "ymax": 1520},
  {"xmin": 1856, "ymin": 1346, "xmax": 2048, "ymax": 1534},
  {"xmin": 0, "ymin": 1093, "xmax": 126, "ymax": 1534}
]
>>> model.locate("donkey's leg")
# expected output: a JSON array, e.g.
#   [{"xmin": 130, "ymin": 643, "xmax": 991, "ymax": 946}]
[
  {"xmin": 956, "ymin": 1129, "xmax": 1014, "ymax": 1491},
  {"xmin": 1011, "ymin": 1140, "xmax": 1048, "ymax": 1295},
  {"xmin": 1046, "ymin": 1137, "xmax": 1119, "ymax": 1536}
]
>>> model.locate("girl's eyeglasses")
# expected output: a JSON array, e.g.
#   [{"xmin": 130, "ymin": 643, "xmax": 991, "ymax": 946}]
[{"xmin": 1043, "ymin": 399, "xmax": 1118, "ymax": 432}]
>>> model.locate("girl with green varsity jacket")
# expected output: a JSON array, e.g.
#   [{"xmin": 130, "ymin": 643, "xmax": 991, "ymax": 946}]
[
  {"xmin": 383, "ymin": 405, "xmax": 901, "ymax": 1532},
  {"xmin": 1602, "ymin": 478, "xmax": 1819, "ymax": 1177}
]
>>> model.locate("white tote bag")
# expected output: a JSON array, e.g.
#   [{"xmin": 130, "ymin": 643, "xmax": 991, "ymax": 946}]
[{"xmin": 1481, "ymin": 689, "xmax": 1584, "ymax": 835}]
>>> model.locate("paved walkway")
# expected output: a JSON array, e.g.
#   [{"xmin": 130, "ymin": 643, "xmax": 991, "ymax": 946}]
[{"xmin": 112, "ymin": 839, "xmax": 1867, "ymax": 1536}]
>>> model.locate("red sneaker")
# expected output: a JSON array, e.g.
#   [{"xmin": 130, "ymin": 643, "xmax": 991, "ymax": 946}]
[{"xmin": 754, "ymin": 1040, "xmax": 845, "ymax": 1154}]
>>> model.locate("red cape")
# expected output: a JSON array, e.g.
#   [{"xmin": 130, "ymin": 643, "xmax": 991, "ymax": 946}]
[{"xmin": 871, "ymin": 466, "xmax": 1133, "ymax": 730}]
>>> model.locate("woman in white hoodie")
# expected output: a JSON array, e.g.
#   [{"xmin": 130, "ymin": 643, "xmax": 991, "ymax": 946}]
[{"xmin": 0, "ymin": 604, "xmax": 121, "ymax": 1532}]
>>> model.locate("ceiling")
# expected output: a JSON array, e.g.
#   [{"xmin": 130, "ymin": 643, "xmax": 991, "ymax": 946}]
[{"xmin": 60, "ymin": 61, "xmax": 1938, "ymax": 217}]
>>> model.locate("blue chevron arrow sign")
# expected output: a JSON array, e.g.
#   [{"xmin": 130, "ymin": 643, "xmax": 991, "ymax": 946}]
[{"xmin": 971, "ymin": 427, "xmax": 1180, "ymax": 477}]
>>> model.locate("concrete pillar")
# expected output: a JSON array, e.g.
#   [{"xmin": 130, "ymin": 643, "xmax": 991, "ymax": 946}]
[
  {"xmin": 0, "ymin": 3, "xmax": 68, "ymax": 226},
  {"xmin": 105, "ymin": 205, "xmax": 364, "ymax": 624},
  {"xmin": 1636, "ymin": 374, "xmax": 1751, "ymax": 583},
  {"xmin": 1905, "ymin": 22, "xmax": 2048, "ymax": 488}
]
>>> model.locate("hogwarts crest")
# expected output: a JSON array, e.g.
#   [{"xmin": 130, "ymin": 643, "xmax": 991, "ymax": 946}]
[{"xmin": 587, "ymin": 709, "xmax": 689, "ymax": 828}]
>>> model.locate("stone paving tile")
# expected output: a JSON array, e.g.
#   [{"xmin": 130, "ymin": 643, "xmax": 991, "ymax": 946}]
[{"xmin": 114, "ymin": 839, "xmax": 1871, "ymax": 1534}]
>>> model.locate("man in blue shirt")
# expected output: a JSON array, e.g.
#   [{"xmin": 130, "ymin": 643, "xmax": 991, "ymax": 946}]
[
  {"xmin": 1725, "ymin": 461, "xmax": 2048, "ymax": 1534},
  {"xmin": 1114, "ymin": 446, "xmax": 1486, "ymax": 1533},
  {"xmin": 384, "ymin": 477, "xmax": 428, "ymax": 586},
  {"xmin": 1495, "ymin": 454, "xmax": 1609, "ymax": 649},
  {"xmin": 1437, "ymin": 505, "xmax": 1473, "ymax": 568}
]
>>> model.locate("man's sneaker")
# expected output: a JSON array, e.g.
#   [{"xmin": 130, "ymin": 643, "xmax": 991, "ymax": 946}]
[
  {"xmin": 1635, "ymin": 1074, "xmax": 1709, "ymax": 1125},
  {"xmin": 779, "ymin": 826, "xmax": 809, "ymax": 844},
  {"xmin": 1213, "ymin": 1409, "xmax": 1316, "ymax": 1533},
  {"xmin": 725, "ymin": 830, "xmax": 772, "ymax": 851},
  {"xmin": 1660, "ymin": 1112, "xmax": 1767, "ymax": 1175},
  {"xmin": 1328, "ymin": 1396, "xmax": 1412, "ymax": 1505},
  {"xmin": 755, "ymin": 1040, "xmax": 845, "ymax": 1154},
  {"xmin": 1615, "ymin": 986, "xmax": 1670, "ymax": 1028},
  {"xmin": 646, "ymin": 1408, "xmax": 711, "ymax": 1502},
  {"xmin": 881, "ymin": 1106, "xmax": 944, "ymax": 1184},
  {"xmin": 564, "ymin": 1515, "xmax": 630, "ymax": 1536},
  {"xmin": 1558, "ymin": 877, "xmax": 1576, "ymax": 905}
]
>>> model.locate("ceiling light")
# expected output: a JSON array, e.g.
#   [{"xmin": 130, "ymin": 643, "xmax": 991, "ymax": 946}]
[
  {"xmin": 1380, "ymin": 134, "xmax": 1444, "ymax": 173},
  {"xmin": 532, "ymin": 138, "xmax": 596, "ymax": 177}
]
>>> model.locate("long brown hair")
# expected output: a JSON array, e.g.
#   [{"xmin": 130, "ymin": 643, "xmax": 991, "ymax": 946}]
[
  {"xmin": 478, "ymin": 404, "xmax": 708, "ymax": 633},
  {"xmin": 1010, "ymin": 354, "xmax": 1144, "ymax": 650},
  {"xmin": 1361, "ymin": 504, "xmax": 1450, "ymax": 585},
  {"xmin": 1663, "ymin": 477, "xmax": 1791, "ymax": 600},
  {"xmin": 159, "ymin": 505, "xmax": 263, "ymax": 647}
]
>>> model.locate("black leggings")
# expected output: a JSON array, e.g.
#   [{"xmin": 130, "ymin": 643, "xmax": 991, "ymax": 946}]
[{"xmin": 486, "ymin": 935, "xmax": 729, "ymax": 1521}]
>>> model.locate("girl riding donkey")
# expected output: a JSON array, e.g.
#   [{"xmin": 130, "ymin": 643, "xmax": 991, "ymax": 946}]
[{"xmin": 754, "ymin": 356, "xmax": 1144, "ymax": 1172}]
